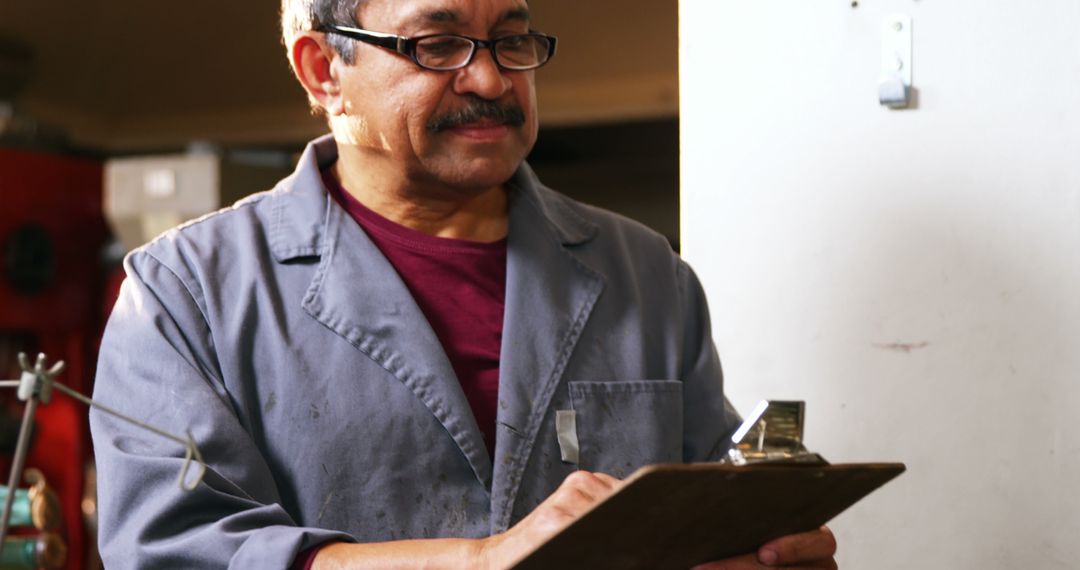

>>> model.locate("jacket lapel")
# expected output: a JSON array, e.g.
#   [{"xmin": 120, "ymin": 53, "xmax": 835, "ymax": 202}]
[
  {"xmin": 272, "ymin": 137, "xmax": 494, "ymax": 492},
  {"xmin": 490, "ymin": 166, "xmax": 605, "ymax": 531},
  {"xmin": 271, "ymin": 140, "xmax": 604, "ymax": 526}
]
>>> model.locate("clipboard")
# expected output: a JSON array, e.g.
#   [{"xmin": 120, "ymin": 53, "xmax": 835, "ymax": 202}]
[{"xmin": 511, "ymin": 461, "xmax": 905, "ymax": 570}]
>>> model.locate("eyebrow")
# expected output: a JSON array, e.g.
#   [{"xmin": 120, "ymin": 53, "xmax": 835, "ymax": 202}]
[
  {"xmin": 501, "ymin": 8, "xmax": 531, "ymax": 24},
  {"xmin": 408, "ymin": 7, "xmax": 531, "ymax": 27}
]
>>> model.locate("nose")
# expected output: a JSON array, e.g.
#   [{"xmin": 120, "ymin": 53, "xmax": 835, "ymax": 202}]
[{"xmin": 452, "ymin": 47, "xmax": 513, "ymax": 100}]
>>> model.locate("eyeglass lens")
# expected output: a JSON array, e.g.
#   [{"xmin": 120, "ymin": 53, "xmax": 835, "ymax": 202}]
[{"xmin": 414, "ymin": 35, "xmax": 550, "ymax": 70}]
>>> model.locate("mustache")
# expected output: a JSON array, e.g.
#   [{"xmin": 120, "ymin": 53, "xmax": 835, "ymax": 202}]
[{"xmin": 427, "ymin": 99, "xmax": 526, "ymax": 132}]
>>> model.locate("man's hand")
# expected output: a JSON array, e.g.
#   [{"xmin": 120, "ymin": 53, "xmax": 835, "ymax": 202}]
[
  {"xmin": 476, "ymin": 470, "xmax": 621, "ymax": 569},
  {"xmin": 310, "ymin": 472, "xmax": 618, "ymax": 570},
  {"xmin": 692, "ymin": 526, "xmax": 838, "ymax": 570},
  {"xmin": 313, "ymin": 472, "xmax": 836, "ymax": 569},
  {"xmin": 477, "ymin": 472, "xmax": 837, "ymax": 570}
]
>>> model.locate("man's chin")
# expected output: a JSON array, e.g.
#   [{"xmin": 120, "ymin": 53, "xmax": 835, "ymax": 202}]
[
  {"xmin": 422, "ymin": 139, "xmax": 530, "ymax": 186},
  {"xmin": 424, "ymin": 156, "xmax": 523, "ymax": 193}
]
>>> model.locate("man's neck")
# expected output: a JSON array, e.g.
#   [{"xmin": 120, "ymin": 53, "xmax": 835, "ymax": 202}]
[{"xmin": 331, "ymin": 158, "xmax": 509, "ymax": 243}]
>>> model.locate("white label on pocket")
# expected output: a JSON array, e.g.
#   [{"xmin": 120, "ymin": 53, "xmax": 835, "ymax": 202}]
[{"xmin": 556, "ymin": 410, "xmax": 580, "ymax": 464}]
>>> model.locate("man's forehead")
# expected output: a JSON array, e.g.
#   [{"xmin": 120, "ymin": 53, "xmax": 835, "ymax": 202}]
[{"xmin": 364, "ymin": 0, "xmax": 530, "ymax": 29}]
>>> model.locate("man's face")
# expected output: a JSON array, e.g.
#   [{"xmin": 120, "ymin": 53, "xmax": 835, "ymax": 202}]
[{"xmin": 333, "ymin": 0, "xmax": 539, "ymax": 193}]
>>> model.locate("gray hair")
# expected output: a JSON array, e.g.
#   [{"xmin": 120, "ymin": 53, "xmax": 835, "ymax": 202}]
[{"xmin": 281, "ymin": 0, "xmax": 364, "ymax": 67}]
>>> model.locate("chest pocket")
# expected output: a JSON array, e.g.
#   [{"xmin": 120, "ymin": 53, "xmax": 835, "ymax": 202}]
[{"xmin": 568, "ymin": 380, "xmax": 683, "ymax": 479}]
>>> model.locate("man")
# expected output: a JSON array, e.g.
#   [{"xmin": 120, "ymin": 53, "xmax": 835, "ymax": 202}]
[{"xmin": 90, "ymin": 0, "xmax": 838, "ymax": 567}]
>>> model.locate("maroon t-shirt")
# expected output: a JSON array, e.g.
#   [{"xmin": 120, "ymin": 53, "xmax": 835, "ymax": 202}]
[
  {"xmin": 293, "ymin": 171, "xmax": 507, "ymax": 569},
  {"xmin": 323, "ymin": 169, "xmax": 506, "ymax": 455}
]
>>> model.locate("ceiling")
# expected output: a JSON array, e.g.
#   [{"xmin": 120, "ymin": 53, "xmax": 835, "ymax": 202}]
[{"xmin": 0, "ymin": 0, "xmax": 677, "ymax": 152}]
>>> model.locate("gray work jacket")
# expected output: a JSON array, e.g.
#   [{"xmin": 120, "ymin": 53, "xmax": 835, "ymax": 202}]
[{"xmin": 90, "ymin": 135, "xmax": 736, "ymax": 568}]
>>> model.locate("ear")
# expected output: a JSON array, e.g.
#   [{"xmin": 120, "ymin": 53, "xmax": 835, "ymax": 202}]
[{"xmin": 290, "ymin": 32, "xmax": 346, "ymax": 115}]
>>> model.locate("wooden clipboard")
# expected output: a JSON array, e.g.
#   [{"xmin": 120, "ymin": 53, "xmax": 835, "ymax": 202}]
[{"xmin": 511, "ymin": 462, "xmax": 906, "ymax": 570}]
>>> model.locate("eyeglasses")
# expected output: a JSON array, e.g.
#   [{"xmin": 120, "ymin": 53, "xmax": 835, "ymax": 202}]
[{"xmin": 320, "ymin": 24, "xmax": 557, "ymax": 72}]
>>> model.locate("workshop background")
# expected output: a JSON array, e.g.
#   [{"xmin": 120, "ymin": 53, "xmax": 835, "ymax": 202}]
[
  {"xmin": 0, "ymin": 1, "xmax": 677, "ymax": 568},
  {"xmin": 6, "ymin": 0, "xmax": 1077, "ymax": 569}
]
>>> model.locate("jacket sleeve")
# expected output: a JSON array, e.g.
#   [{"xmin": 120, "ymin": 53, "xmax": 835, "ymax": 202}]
[
  {"xmin": 90, "ymin": 249, "xmax": 352, "ymax": 569},
  {"xmin": 677, "ymin": 260, "xmax": 742, "ymax": 463}
]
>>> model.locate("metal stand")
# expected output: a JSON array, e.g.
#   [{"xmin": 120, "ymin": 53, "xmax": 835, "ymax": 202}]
[{"xmin": 0, "ymin": 352, "xmax": 206, "ymax": 555}]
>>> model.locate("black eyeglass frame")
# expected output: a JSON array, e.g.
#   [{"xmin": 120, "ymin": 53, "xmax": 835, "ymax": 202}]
[{"xmin": 320, "ymin": 24, "xmax": 558, "ymax": 71}]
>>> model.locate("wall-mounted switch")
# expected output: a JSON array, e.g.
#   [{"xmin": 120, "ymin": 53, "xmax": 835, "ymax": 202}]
[{"xmin": 879, "ymin": 14, "xmax": 913, "ymax": 109}]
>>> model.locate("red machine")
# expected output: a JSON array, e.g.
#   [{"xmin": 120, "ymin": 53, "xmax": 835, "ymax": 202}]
[{"xmin": 0, "ymin": 146, "xmax": 110, "ymax": 570}]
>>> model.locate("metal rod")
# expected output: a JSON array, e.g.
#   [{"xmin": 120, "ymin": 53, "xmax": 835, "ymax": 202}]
[
  {"xmin": 0, "ymin": 395, "xmax": 39, "ymax": 552},
  {"xmin": 0, "ymin": 358, "xmax": 206, "ymax": 507},
  {"xmin": 50, "ymin": 382, "xmax": 190, "ymax": 448},
  {"xmin": 50, "ymin": 382, "xmax": 206, "ymax": 490}
]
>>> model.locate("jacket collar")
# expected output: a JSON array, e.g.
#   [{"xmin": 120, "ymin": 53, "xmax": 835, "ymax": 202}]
[
  {"xmin": 506, "ymin": 162, "xmax": 598, "ymax": 246},
  {"xmin": 267, "ymin": 135, "xmax": 598, "ymax": 261},
  {"xmin": 268, "ymin": 135, "xmax": 340, "ymax": 262}
]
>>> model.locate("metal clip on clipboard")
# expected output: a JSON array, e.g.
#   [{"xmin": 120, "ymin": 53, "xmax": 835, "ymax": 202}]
[{"xmin": 723, "ymin": 400, "xmax": 828, "ymax": 466}]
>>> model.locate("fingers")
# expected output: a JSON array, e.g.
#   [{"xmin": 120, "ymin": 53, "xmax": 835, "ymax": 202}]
[
  {"xmin": 695, "ymin": 527, "xmax": 837, "ymax": 569},
  {"xmin": 556, "ymin": 470, "xmax": 619, "ymax": 503},
  {"xmin": 690, "ymin": 552, "xmax": 759, "ymax": 569},
  {"xmin": 692, "ymin": 552, "xmax": 837, "ymax": 570},
  {"xmin": 529, "ymin": 470, "xmax": 621, "ymax": 527},
  {"xmin": 482, "ymin": 471, "xmax": 626, "ymax": 570},
  {"xmin": 758, "ymin": 526, "xmax": 837, "ymax": 566},
  {"xmin": 591, "ymin": 471, "xmax": 622, "ymax": 488}
]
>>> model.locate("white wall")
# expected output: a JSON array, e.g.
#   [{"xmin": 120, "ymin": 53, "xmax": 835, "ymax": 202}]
[{"xmin": 680, "ymin": 1, "xmax": 1080, "ymax": 568}]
